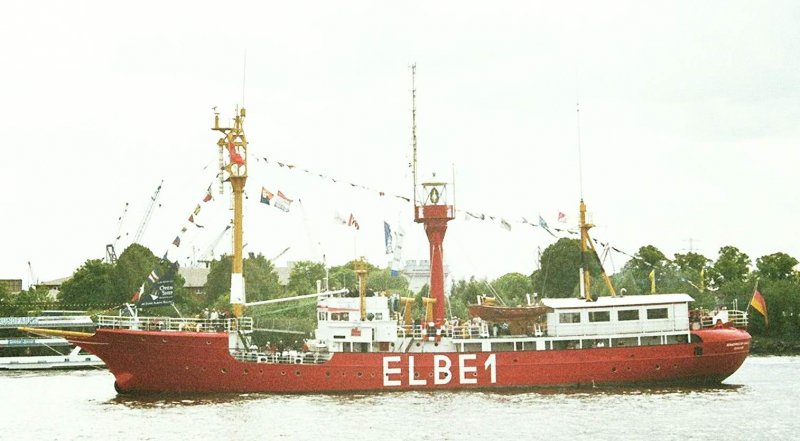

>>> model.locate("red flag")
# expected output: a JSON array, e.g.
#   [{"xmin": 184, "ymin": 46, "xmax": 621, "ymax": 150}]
[
  {"xmin": 228, "ymin": 140, "xmax": 244, "ymax": 166},
  {"xmin": 203, "ymin": 192, "xmax": 212, "ymax": 202},
  {"xmin": 750, "ymin": 290, "xmax": 768, "ymax": 327},
  {"xmin": 557, "ymin": 211, "xmax": 567, "ymax": 223}
]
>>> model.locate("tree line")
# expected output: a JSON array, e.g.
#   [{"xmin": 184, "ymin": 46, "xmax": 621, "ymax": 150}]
[{"xmin": 1, "ymin": 240, "xmax": 797, "ymax": 341}]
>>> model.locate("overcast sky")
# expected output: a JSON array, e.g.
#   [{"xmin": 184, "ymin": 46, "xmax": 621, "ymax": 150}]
[{"xmin": 2, "ymin": 1, "xmax": 799, "ymax": 290}]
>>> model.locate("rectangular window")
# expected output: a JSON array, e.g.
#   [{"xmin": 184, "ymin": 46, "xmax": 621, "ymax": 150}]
[
  {"xmin": 559, "ymin": 312, "xmax": 581, "ymax": 323},
  {"xmin": 588, "ymin": 311, "xmax": 610, "ymax": 322},
  {"xmin": 374, "ymin": 313, "xmax": 383, "ymax": 320},
  {"xmin": 618, "ymin": 309, "xmax": 639, "ymax": 321},
  {"xmin": 318, "ymin": 311, "xmax": 327, "ymax": 321},
  {"xmin": 330, "ymin": 312, "xmax": 349, "ymax": 321},
  {"xmin": 647, "ymin": 308, "xmax": 668, "ymax": 319},
  {"xmin": 492, "ymin": 342, "xmax": 515, "ymax": 352}
]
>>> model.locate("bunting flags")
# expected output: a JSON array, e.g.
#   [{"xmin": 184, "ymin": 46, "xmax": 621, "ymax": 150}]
[
  {"xmin": 259, "ymin": 187, "xmax": 292, "ymax": 212},
  {"xmin": 147, "ymin": 270, "xmax": 159, "ymax": 284},
  {"xmin": 384, "ymin": 222, "xmax": 393, "ymax": 254},
  {"xmin": 557, "ymin": 211, "xmax": 567, "ymax": 223},
  {"xmin": 203, "ymin": 186, "xmax": 213, "ymax": 202},
  {"xmin": 750, "ymin": 289, "xmax": 768, "ymax": 327},
  {"xmin": 500, "ymin": 218, "xmax": 512, "ymax": 231},
  {"xmin": 260, "ymin": 187, "xmax": 273, "ymax": 205},
  {"xmin": 131, "ymin": 283, "xmax": 144, "ymax": 303},
  {"xmin": 274, "ymin": 191, "xmax": 293, "ymax": 212},
  {"xmin": 348, "ymin": 213, "xmax": 360, "ymax": 230},
  {"xmin": 538, "ymin": 215, "xmax": 549, "ymax": 230},
  {"xmin": 257, "ymin": 155, "xmax": 412, "ymax": 203},
  {"xmin": 390, "ymin": 225, "xmax": 406, "ymax": 277}
]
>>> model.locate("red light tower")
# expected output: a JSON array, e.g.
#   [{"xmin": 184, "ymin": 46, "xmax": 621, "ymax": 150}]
[{"xmin": 414, "ymin": 176, "xmax": 454, "ymax": 324}]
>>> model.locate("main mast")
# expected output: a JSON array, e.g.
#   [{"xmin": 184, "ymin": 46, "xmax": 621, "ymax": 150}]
[
  {"xmin": 213, "ymin": 107, "xmax": 249, "ymax": 317},
  {"xmin": 411, "ymin": 65, "xmax": 454, "ymax": 324}
]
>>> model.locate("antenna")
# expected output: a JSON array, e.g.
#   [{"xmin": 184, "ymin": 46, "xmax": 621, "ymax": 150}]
[
  {"xmin": 242, "ymin": 51, "xmax": 247, "ymax": 107},
  {"xmin": 411, "ymin": 63, "xmax": 418, "ymax": 206},
  {"xmin": 576, "ymin": 101, "xmax": 584, "ymax": 200}
]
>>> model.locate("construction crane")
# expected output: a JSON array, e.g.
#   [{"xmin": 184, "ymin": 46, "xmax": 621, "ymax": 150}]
[
  {"xmin": 132, "ymin": 180, "xmax": 164, "ymax": 245},
  {"xmin": 27, "ymin": 261, "xmax": 38, "ymax": 290},
  {"xmin": 105, "ymin": 202, "xmax": 129, "ymax": 264},
  {"xmin": 201, "ymin": 225, "xmax": 231, "ymax": 262}
]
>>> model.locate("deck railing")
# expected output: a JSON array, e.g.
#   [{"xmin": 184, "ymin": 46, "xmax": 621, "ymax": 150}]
[
  {"xmin": 231, "ymin": 350, "xmax": 332, "ymax": 365},
  {"xmin": 96, "ymin": 315, "xmax": 253, "ymax": 333}
]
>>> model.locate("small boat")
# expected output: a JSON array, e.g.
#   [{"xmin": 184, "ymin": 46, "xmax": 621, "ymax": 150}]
[{"xmin": 1, "ymin": 312, "xmax": 104, "ymax": 370}]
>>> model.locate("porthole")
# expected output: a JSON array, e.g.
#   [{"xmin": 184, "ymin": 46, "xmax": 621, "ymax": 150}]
[
  {"xmin": 611, "ymin": 367, "xmax": 617, "ymax": 373},
  {"xmin": 184, "ymin": 366, "xmax": 190, "ymax": 370},
  {"xmin": 655, "ymin": 364, "xmax": 661, "ymax": 370},
  {"xmin": 281, "ymin": 371, "xmax": 286, "ymax": 376},
  {"xmin": 414, "ymin": 372, "xmax": 420, "ymax": 379},
  {"xmin": 295, "ymin": 370, "xmax": 301, "ymax": 376},
  {"xmin": 161, "ymin": 338, "xmax": 167, "ymax": 343},
  {"xmin": 243, "ymin": 369, "xmax": 249, "ymax": 375},
  {"xmin": 472, "ymin": 372, "xmax": 478, "ymax": 377},
  {"xmin": 326, "ymin": 371, "xmax": 331, "ymax": 377},
  {"xmin": 357, "ymin": 372, "xmax": 363, "ymax": 378},
  {"xmin": 221, "ymin": 368, "xmax": 228, "ymax": 374},
  {"xmin": 206, "ymin": 341, "xmax": 212, "ymax": 345}
]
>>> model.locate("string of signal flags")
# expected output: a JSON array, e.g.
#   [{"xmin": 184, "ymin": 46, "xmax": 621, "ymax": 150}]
[
  {"xmin": 164, "ymin": 155, "xmax": 676, "ymax": 285},
  {"xmin": 251, "ymin": 155, "xmax": 652, "ymax": 262}
]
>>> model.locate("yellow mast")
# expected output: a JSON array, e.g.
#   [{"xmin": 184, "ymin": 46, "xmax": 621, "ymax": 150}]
[
  {"xmin": 213, "ymin": 107, "xmax": 248, "ymax": 318},
  {"xmin": 356, "ymin": 258, "xmax": 367, "ymax": 321},
  {"xmin": 579, "ymin": 199, "xmax": 616, "ymax": 300}
]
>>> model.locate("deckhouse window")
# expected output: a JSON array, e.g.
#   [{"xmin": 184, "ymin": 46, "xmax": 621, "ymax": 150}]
[
  {"xmin": 647, "ymin": 308, "xmax": 668, "ymax": 319},
  {"xmin": 318, "ymin": 312, "xmax": 328, "ymax": 321},
  {"xmin": 588, "ymin": 311, "xmax": 610, "ymax": 322},
  {"xmin": 330, "ymin": 312, "xmax": 349, "ymax": 321},
  {"xmin": 559, "ymin": 312, "xmax": 581, "ymax": 323},
  {"xmin": 618, "ymin": 310, "xmax": 639, "ymax": 321}
]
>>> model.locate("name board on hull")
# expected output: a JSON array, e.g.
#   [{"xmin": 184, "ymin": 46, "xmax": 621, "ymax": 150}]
[{"xmin": 382, "ymin": 354, "xmax": 497, "ymax": 387}]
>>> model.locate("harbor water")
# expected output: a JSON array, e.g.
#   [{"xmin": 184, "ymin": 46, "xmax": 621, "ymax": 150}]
[{"xmin": 0, "ymin": 356, "xmax": 796, "ymax": 440}]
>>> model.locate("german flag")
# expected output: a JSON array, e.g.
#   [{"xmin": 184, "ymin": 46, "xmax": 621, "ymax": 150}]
[{"xmin": 750, "ymin": 290, "xmax": 768, "ymax": 327}]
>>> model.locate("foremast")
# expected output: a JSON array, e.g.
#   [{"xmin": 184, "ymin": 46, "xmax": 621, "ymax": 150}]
[{"xmin": 213, "ymin": 107, "xmax": 249, "ymax": 318}]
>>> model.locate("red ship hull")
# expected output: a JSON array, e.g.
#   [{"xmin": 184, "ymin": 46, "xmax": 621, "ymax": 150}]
[{"xmin": 70, "ymin": 327, "xmax": 750, "ymax": 393}]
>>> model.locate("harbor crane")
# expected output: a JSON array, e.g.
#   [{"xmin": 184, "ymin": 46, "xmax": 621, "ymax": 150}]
[{"xmin": 132, "ymin": 180, "xmax": 164, "ymax": 246}]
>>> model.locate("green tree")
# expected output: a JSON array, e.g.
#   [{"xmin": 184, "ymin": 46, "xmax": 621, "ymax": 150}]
[
  {"xmin": 449, "ymin": 277, "xmax": 486, "ymax": 318},
  {"xmin": 712, "ymin": 246, "xmax": 751, "ymax": 285},
  {"xmin": 203, "ymin": 253, "xmax": 282, "ymax": 309},
  {"xmin": 113, "ymin": 244, "xmax": 160, "ymax": 305},
  {"xmin": 0, "ymin": 283, "xmax": 10, "ymax": 313},
  {"xmin": 59, "ymin": 259, "xmax": 115, "ymax": 307},
  {"xmin": 367, "ymin": 268, "xmax": 410, "ymax": 294},
  {"xmin": 531, "ymin": 238, "xmax": 581, "ymax": 298},
  {"xmin": 7, "ymin": 286, "xmax": 53, "ymax": 316},
  {"xmin": 755, "ymin": 252, "xmax": 798, "ymax": 281},
  {"xmin": 674, "ymin": 252, "xmax": 710, "ymax": 273},
  {"xmin": 287, "ymin": 261, "xmax": 326, "ymax": 296},
  {"xmin": 492, "ymin": 272, "xmax": 533, "ymax": 306}
]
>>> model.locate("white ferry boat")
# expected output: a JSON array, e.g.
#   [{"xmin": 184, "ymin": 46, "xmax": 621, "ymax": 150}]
[{"xmin": 0, "ymin": 312, "xmax": 104, "ymax": 370}]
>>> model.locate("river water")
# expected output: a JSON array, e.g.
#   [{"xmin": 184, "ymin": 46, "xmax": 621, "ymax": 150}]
[{"xmin": 0, "ymin": 356, "xmax": 796, "ymax": 440}]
